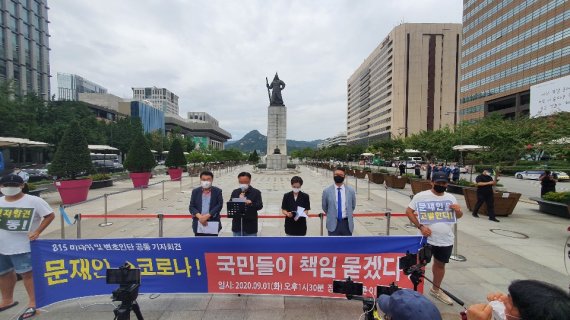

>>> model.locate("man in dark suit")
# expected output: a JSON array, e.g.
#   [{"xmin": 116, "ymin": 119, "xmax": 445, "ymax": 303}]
[
  {"xmin": 322, "ymin": 167, "xmax": 356, "ymax": 236},
  {"xmin": 230, "ymin": 172, "xmax": 263, "ymax": 236},
  {"xmin": 189, "ymin": 171, "xmax": 224, "ymax": 236}
]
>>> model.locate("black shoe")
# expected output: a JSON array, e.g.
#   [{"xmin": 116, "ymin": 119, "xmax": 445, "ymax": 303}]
[
  {"xmin": 489, "ymin": 217, "xmax": 500, "ymax": 222},
  {"xmin": 472, "ymin": 213, "xmax": 479, "ymax": 218}
]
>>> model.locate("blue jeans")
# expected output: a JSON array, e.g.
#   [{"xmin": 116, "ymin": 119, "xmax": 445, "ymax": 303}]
[
  {"xmin": 0, "ymin": 252, "xmax": 32, "ymax": 275},
  {"xmin": 233, "ymin": 232, "xmax": 258, "ymax": 237}
]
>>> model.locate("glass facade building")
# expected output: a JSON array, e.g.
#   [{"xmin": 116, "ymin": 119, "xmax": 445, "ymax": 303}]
[
  {"xmin": 130, "ymin": 101, "xmax": 165, "ymax": 134},
  {"xmin": 0, "ymin": 0, "xmax": 50, "ymax": 97},
  {"xmin": 460, "ymin": 0, "xmax": 570, "ymax": 120},
  {"xmin": 57, "ymin": 73, "xmax": 108, "ymax": 101},
  {"xmin": 132, "ymin": 87, "xmax": 179, "ymax": 116}
]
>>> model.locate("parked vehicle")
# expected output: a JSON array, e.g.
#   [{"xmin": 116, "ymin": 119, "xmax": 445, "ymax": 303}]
[{"xmin": 515, "ymin": 170, "xmax": 569, "ymax": 181}]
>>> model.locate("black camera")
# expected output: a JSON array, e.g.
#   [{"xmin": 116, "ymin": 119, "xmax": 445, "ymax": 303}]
[
  {"xmin": 399, "ymin": 244, "xmax": 432, "ymax": 274},
  {"xmin": 333, "ymin": 277, "xmax": 364, "ymax": 296},
  {"xmin": 106, "ymin": 263, "xmax": 144, "ymax": 320}
]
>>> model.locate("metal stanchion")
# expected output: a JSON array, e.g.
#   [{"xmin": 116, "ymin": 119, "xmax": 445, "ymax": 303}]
[
  {"xmin": 385, "ymin": 211, "xmax": 392, "ymax": 236},
  {"xmin": 367, "ymin": 177, "xmax": 371, "ymax": 200},
  {"xmin": 450, "ymin": 223, "xmax": 467, "ymax": 262},
  {"xmin": 320, "ymin": 213, "xmax": 324, "ymax": 236},
  {"xmin": 60, "ymin": 205, "xmax": 65, "ymax": 239},
  {"xmin": 355, "ymin": 175, "xmax": 358, "ymax": 193},
  {"xmin": 160, "ymin": 180, "xmax": 167, "ymax": 200},
  {"xmin": 75, "ymin": 214, "xmax": 82, "ymax": 239},
  {"xmin": 158, "ymin": 214, "xmax": 164, "ymax": 238},
  {"xmin": 179, "ymin": 177, "xmax": 183, "ymax": 192},
  {"xmin": 99, "ymin": 194, "xmax": 113, "ymax": 227},
  {"xmin": 137, "ymin": 187, "xmax": 146, "ymax": 210},
  {"xmin": 384, "ymin": 183, "xmax": 388, "ymax": 210}
]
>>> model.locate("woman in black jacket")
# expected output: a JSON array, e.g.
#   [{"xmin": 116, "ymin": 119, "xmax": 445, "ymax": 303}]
[{"xmin": 281, "ymin": 176, "xmax": 311, "ymax": 236}]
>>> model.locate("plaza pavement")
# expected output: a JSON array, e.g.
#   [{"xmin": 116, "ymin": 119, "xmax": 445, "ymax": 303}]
[{"xmin": 4, "ymin": 165, "xmax": 569, "ymax": 320}]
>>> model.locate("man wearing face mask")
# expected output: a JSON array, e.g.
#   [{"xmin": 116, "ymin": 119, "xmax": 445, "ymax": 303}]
[
  {"xmin": 189, "ymin": 171, "xmax": 223, "ymax": 236},
  {"xmin": 281, "ymin": 176, "xmax": 311, "ymax": 236},
  {"xmin": 230, "ymin": 172, "xmax": 263, "ymax": 236},
  {"xmin": 322, "ymin": 167, "xmax": 356, "ymax": 236},
  {"xmin": 472, "ymin": 169, "xmax": 499, "ymax": 222},
  {"xmin": 405, "ymin": 171, "xmax": 463, "ymax": 306},
  {"xmin": 466, "ymin": 279, "xmax": 570, "ymax": 320},
  {"xmin": 0, "ymin": 174, "xmax": 55, "ymax": 320}
]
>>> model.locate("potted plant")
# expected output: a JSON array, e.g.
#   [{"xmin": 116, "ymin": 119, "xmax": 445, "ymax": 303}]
[
  {"xmin": 89, "ymin": 173, "xmax": 113, "ymax": 189},
  {"xmin": 123, "ymin": 130, "xmax": 156, "ymax": 188},
  {"xmin": 384, "ymin": 174, "xmax": 407, "ymax": 189},
  {"xmin": 532, "ymin": 192, "xmax": 570, "ymax": 219},
  {"xmin": 165, "ymin": 138, "xmax": 187, "ymax": 181},
  {"xmin": 410, "ymin": 179, "xmax": 433, "ymax": 195},
  {"xmin": 463, "ymin": 187, "xmax": 522, "ymax": 217},
  {"xmin": 447, "ymin": 178, "xmax": 475, "ymax": 195},
  {"xmin": 26, "ymin": 182, "xmax": 48, "ymax": 197},
  {"xmin": 48, "ymin": 121, "xmax": 94, "ymax": 204}
]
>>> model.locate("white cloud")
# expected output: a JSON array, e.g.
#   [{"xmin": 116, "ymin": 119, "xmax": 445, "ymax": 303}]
[{"xmin": 48, "ymin": 0, "xmax": 462, "ymax": 141}]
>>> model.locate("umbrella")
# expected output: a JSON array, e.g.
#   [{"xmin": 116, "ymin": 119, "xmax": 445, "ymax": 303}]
[
  {"xmin": 88, "ymin": 145, "xmax": 119, "ymax": 152},
  {"xmin": 361, "ymin": 152, "xmax": 374, "ymax": 156},
  {"xmin": 452, "ymin": 145, "xmax": 489, "ymax": 152}
]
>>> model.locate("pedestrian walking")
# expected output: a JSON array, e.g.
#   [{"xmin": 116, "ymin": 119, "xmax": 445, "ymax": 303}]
[{"xmin": 472, "ymin": 169, "xmax": 499, "ymax": 222}]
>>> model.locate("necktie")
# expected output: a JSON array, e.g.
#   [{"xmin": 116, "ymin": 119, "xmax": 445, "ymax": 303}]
[{"xmin": 337, "ymin": 188, "xmax": 342, "ymax": 222}]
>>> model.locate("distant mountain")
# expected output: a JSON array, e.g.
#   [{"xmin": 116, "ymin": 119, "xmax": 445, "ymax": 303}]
[{"xmin": 224, "ymin": 130, "xmax": 322, "ymax": 154}]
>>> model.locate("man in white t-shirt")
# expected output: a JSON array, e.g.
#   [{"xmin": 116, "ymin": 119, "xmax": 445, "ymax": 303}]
[
  {"xmin": 406, "ymin": 171, "xmax": 463, "ymax": 306},
  {"xmin": 0, "ymin": 174, "xmax": 54, "ymax": 320}
]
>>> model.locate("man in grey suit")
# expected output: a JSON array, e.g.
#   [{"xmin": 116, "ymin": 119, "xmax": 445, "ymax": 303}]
[{"xmin": 322, "ymin": 167, "xmax": 356, "ymax": 236}]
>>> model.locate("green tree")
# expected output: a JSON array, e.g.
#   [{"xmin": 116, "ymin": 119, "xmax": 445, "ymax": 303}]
[
  {"xmin": 165, "ymin": 138, "xmax": 188, "ymax": 168},
  {"xmin": 48, "ymin": 121, "xmax": 93, "ymax": 180},
  {"xmin": 123, "ymin": 131, "xmax": 156, "ymax": 173},
  {"xmin": 248, "ymin": 150, "xmax": 260, "ymax": 164}
]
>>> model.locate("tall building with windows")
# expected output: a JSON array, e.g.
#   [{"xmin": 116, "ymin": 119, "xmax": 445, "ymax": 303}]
[
  {"xmin": 460, "ymin": 0, "xmax": 570, "ymax": 120},
  {"xmin": 57, "ymin": 73, "xmax": 107, "ymax": 101},
  {"xmin": 347, "ymin": 23, "xmax": 462, "ymax": 144},
  {"xmin": 132, "ymin": 87, "xmax": 179, "ymax": 115},
  {"xmin": 187, "ymin": 112, "xmax": 219, "ymax": 126},
  {"xmin": 0, "ymin": 0, "xmax": 50, "ymax": 97}
]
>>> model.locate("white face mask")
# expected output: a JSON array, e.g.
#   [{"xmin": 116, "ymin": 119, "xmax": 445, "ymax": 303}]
[
  {"xmin": 489, "ymin": 300, "xmax": 520, "ymax": 320},
  {"xmin": 1, "ymin": 186, "xmax": 22, "ymax": 196},
  {"xmin": 292, "ymin": 188, "xmax": 300, "ymax": 193},
  {"xmin": 201, "ymin": 181, "xmax": 212, "ymax": 189},
  {"xmin": 239, "ymin": 184, "xmax": 248, "ymax": 191}
]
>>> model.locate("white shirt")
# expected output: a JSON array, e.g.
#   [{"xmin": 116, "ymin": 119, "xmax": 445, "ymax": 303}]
[
  {"xmin": 0, "ymin": 194, "xmax": 53, "ymax": 254},
  {"xmin": 334, "ymin": 184, "xmax": 347, "ymax": 218},
  {"xmin": 408, "ymin": 190, "xmax": 458, "ymax": 247}
]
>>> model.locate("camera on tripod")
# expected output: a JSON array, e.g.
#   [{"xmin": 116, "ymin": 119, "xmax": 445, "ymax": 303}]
[{"xmin": 106, "ymin": 263, "xmax": 144, "ymax": 320}]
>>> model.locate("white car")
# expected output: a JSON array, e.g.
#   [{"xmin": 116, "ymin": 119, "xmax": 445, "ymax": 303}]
[{"xmin": 515, "ymin": 170, "xmax": 569, "ymax": 181}]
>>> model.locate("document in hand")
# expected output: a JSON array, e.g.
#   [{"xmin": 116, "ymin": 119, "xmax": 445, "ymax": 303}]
[
  {"xmin": 197, "ymin": 221, "xmax": 219, "ymax": 235},
  {"xmin": 295, "ymin": 206, "xmax": 308, "ymax": 221}
]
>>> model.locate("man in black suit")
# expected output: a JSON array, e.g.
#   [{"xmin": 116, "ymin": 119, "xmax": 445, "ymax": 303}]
[
  {"xmin": 230, "ymin": 172, "xmax": 263, "ymax": 236},
  {"xmin": 189, "ymin": 171, "xmax": 224, "ymax": 236}
]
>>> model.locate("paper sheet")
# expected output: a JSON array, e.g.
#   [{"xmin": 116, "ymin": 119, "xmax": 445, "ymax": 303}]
[
  {"xmin": 295, "ymin": 206, "xmax": 308, "ymax": 221},
  {"xmin": 232, "ymin": 197, "xmax": 246, "ymax": 203},
  {"xmin": 197, "ymin": 221, "xmax": 219, "ymax": 235}
]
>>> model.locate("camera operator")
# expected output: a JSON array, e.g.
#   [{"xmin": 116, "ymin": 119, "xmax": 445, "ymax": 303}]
[
  {"xmin": 405, "ymin": 171, "xmax": 463, "ymax": 305},
  {"xmin": 466, "ymin": 279, "xmax": 570, "ymax": 320},
  {"xmin": 377, "ymin": 288, "xmax": 442, "ymax": 320}
]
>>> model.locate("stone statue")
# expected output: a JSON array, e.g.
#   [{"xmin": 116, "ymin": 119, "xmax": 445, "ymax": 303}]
[{"xmin": 266, "ymin": 73, "xmax": 286, "ymax": 106}]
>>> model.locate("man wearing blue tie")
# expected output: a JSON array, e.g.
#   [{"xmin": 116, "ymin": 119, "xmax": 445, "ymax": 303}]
[{"xmin": 322, "ymin": 167, "xmax": 356, "ymax": 236}]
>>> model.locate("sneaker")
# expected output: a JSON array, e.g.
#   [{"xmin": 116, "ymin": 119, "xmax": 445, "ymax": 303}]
[{"xmin": 430, "ymin": 288, "xmax": 453, "ymax": 305}]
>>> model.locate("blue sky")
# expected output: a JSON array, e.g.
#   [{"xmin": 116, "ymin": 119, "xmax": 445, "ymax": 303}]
[{"xmin": 49, "ymin": 0, "xmax": 462, "ymax": 141}]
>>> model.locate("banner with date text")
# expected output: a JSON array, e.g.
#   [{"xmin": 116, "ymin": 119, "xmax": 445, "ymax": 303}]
[{"xmin": 32, "ymin": 236, "xmax": 424, "ymax": 307}]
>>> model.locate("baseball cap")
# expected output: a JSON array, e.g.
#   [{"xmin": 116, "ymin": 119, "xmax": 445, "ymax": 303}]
[
  {"xmin": 0, "ymin": 174, "xmax": 24, "ymax": 186},
  {"xmin": 431, "ymin": 171, "xmax": 448, "ymax": 183},
  {"xmin": 377, "ymin": 289, "xmax": 442, "ymax": 320}
]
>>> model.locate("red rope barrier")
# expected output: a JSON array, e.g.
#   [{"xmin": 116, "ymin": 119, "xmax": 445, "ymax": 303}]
[{"xmin": 77, "ymin": 213, "xmax": 408, "ymax": 219}]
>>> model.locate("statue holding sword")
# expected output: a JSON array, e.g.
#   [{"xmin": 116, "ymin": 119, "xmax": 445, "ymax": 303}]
[{"xmin": 266, "ymin": 73, "xmax": 286, "ymax": 106}]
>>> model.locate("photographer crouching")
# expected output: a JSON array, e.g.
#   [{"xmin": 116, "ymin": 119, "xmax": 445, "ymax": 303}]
[
  {"xmin": 466, "ymin": 280, "xmax": 570, "ymax": 320},
  {"xmin": 405, "ymin": 171, "xmax": 464, "ymax": 305}
]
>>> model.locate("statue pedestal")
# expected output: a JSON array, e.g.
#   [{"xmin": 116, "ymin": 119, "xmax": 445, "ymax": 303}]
[{"xmin": 266, "ymin": 154, "xmax": 288, "ymax": 170}]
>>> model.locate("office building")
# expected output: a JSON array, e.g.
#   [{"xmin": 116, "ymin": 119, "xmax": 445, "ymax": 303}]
[
  {"xmin": 79, "ymin": 92, "xmax": 126, "ymax": 111},
  {"xmin": 164, "ymin": 115, "xmax": 231, "ymax": 150},
  {"xmin": 187, "ymin": 111, "xmax": 219, "ymax": 126},
  {"xmin": 57, "ymin": 73, "xmax": 107, "ymax": 101},
  {"xmin": 0, "ymin": 0, "xmax": 50, "ymax": 97},
  {"xmin": 118, "ymin": 101, "xmax": 165, "ymax": 134},
  {"xmin": 460, "ymin": 0, "xmax": 570, "ymax": 120},
  {"xmin": 318, "ymin": 132, "xmax": 347, "ymax": 149},
  {"xmin": 132, "ymin": 87, "xmax": 179, "ymax": 115},
  {"xmin": 347, "ymin": 23, "xmax": 462, "ymax": 144}
]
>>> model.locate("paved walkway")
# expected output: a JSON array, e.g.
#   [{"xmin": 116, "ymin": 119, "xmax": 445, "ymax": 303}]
[{"xmin": 4, "ymin": 165, "xmax": 569, "ymax": 320}]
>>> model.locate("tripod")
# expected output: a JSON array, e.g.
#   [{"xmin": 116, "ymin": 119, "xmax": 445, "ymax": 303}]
[
  {"xmin": 406, "ymin": 265, "xmax": 464, "ymax": 307},
  {"xmin": 113, "ymin": 299, "xmax": 144, "ymax": 320}
]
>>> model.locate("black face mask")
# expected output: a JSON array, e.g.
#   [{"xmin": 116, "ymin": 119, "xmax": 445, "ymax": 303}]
[
  {"xmin": 433, "ymin": 185, "xmax": 447, "ymax": 193},
  {"xmin": 334, "ymin": 176, "xmax": 345, "ymax": 184}
]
